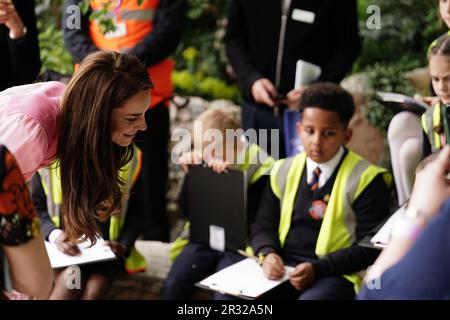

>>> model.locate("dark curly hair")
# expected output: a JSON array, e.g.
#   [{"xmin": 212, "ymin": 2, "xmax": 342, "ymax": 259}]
[{"xmin": 298, "ymin": 82, "xmax": 355, "ymax": 127}]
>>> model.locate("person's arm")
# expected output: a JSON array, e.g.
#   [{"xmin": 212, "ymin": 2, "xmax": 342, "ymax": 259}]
[
  {"xmin": 358, "ymin": 199, "xmax": 450, "ymax": 299},
  {"xmin": 224, "ymin": 0, "xmax": 264, "ymax": 98},
  {"xmin": 4, "ymin": 0, "xmax": 41, "ymax": 85},
  {"xmin": 117, "ymin": 173, "xmax": 146, "ymax": 256},
  {"xmin": 0, "ymin": 145, "xmax": 53, "ymax": 299},
  {"xmin": 127, "ymin": 0, "xmax": 186, "ymax": 67},
  {"xmin": 365, "ymin": 146, "xmax": 450, "ymax": 281},
  {"xmin": 1, "ymin": 112, "xmax": 47, "ymax": 181},
  {"xmin": 249, "ymin": 183, "xmax": 282, "ymax": 256},
  {"xmin": 30, "ymin": 173, "xmax": 57, "ymax": 241},
  {"xmin": 3, "ymin": 236, "xmax": 53, "ymax": 299},
  {"xmin": 311, "ymin": 174, "xmax": 391, "ymax": 278},
  {"xmin": 317, "ymin": 0, "xmax": 361, "ymax": 83},
  {"xmin": 62, "ymin": 0, "xmax": 98, "ymax": 64}
]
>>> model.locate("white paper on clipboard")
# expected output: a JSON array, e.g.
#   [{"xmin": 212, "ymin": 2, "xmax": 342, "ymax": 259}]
[
  {"xmin": 45, "ymin": 237, "xmax": 116, "ymax": 269},
  {"xmin": 197, "ymin": 258, "xmax": 295, "ymax": 299},
  {"xmin": 370, "ymin": 206, "xmax": 405, "ymax": 248}
]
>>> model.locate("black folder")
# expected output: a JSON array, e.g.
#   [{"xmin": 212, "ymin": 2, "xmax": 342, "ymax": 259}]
[
  {"xmin": 188, "ymin": 165, "xmax": 247, "ymax": 251},
  {"xmin": 374, "ymin": 91, "xmax": 428, "ymax": 115}
]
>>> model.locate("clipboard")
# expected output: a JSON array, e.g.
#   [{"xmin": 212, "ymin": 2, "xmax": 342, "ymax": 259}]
[
  {"xmin": 196, "ymin": 258, "xmax": 295, "ymax": 300},
  {"xmin": 45, "ymin": 237, "xmax": 117, "ymax": 269},
  {"xmin": 359, "ymin": 205, "xmax": 406, "ymax": 250},
  {"xmin": 374, "ymin": 92, "xmax": 428, "ymax": 115},
  {"xmin": 188, "ymin": 166, "xmax": 247, "ymax": 252}
]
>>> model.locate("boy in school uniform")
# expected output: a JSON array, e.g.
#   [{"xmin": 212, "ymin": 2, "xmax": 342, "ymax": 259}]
[
  {"xmin": 250, "ymin": 83, "xmax": 392, "ymax": 300},
  {"xmin": 160, "ymin": 105, "xmax": 274, "ymax": 300}
]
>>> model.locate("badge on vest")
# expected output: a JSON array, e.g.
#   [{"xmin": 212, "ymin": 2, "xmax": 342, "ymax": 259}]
[
  {"xmin": 308, "ymin": 200, "xmax": 327, "ymax": 220},
  {"xmin": 291, "ymin": 9, "xmax": 315, "ymax": 24},
  {"xmin": 104, "ymin": 22, "xmax": 127, "ymax": 39}
]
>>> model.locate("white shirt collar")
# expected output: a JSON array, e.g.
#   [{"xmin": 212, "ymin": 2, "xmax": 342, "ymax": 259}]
[{"xmin": 306, "ymin": 146, "xmax": 345, "ymax": 189}]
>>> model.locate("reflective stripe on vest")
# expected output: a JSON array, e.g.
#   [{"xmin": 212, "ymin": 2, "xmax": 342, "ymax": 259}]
[
  {"xmin": 234, "ymin": 144, "xmax": 275, "ymax": 184},
  {"xmin": 270, "ymin": 150, "xmax": 391, "ymax": 292},
  {"xmin": 169, "ymin": 144, "xmax": 275, "ymax": 262},
  {"xmin": 421, "ymin": 102, "xmax": 442, "ymax": 152},
  {"xmin": 39, "ymin": 144, "xmax": 147, "ymax": 273},
  {"xmin": 88, "ymin": 0, "xmax": 173, "ymax": 108}
]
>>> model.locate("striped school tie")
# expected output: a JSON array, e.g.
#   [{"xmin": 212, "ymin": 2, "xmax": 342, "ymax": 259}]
[{"xmin": 308, "ymin": 167, "xmax": 321, "ymax": 191}]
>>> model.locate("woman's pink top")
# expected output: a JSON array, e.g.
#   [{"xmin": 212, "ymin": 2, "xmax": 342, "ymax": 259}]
[{"xmin": 0, "ymin": 81, "xmax": 66, "ymax": 181}]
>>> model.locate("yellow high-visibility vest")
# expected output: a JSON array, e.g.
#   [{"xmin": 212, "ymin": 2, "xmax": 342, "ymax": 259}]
[
  {"xmin": 270, "ymin": 150, "xmax": 392, "ymax": 293},
  {"xmin": 39, "ymin": 144, "xmax": 147, "ymax": 274},
  {"xmin": 422, "ymin": 101, "xmax": 443, "ymax": 153}
]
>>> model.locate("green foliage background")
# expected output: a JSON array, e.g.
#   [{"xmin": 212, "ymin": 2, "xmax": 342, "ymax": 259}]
[
  {"xmin": 356, "ymin": 0, "xmax": 445, "ymax": 132},
  {"xmin": 36, "ymin": 0, "xmax": 446, "ymax": 120}
]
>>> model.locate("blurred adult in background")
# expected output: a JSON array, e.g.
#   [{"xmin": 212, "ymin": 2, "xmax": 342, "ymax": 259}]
[
  {"xmin": 224, "ymin": 0, "xmax": 360, "ymax": 158},
  {"xmin": 359, "ymin": 146, "xmax": 450, "ymax": 299},
  {"xmin": 0, "ymin": 0, "xmax": 41, "ymax": 91},
  {"xmin": 63, "ymin": 0, "xmax": 186, "ymax": 242}
]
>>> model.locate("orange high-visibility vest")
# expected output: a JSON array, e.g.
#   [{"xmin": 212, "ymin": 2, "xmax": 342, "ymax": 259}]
[{"xmin": 89, "ymin": 0, "xmax": 173, "ymax": 108}]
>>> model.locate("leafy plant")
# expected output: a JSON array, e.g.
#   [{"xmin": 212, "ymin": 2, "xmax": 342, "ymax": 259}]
[
  {"xmin": 363, "ymin": 58, "xmax": 421, "ymax": 133},
  {"xmin": 172, "ymin": 47, "xmax": 240, "ymax": 102},
  {"xmin": 355, "ymin": 0, "xmax": 443, "ymax": 71},
  {"xmin": 36, "ymin": 0, "xmax": 73, "ymax": 75},
  {"xmin": 356, "ymin": 0, "xmax": 444, "ymax": 133}
]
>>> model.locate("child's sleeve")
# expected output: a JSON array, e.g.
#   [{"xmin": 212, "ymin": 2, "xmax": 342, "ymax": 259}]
[
  {"xmin": 118, "ymin": 173, "xmax": 146, "ymax": 255},
  {"xmin": 177, "ymin": 176, "xmax": 189, "ymax": 219},
  {"xmin": 249, "ymin": 182, "xmax": 282, "ymax": 257}
]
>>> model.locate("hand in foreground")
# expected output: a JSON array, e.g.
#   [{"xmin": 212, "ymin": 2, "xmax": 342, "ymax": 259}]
[
  {"xmin": 408, "ymin": 145, "xmax": 450, "ymax": 219},
  {"xmin": 104, "ymin": 240, "xmax": 127, "ymax": 258},
  {"xmin": 288, "ymin": 262, "xmax": 315, "ymax": 291},
  {"xmin": 261, "ymin": 252, "xmax": 285, "ymax": 280},
  {"xmin": 207, "ymin": 158, "xmax": 230, "ymax": 173},
  {"xmin": 55, "ymin": 232, "xmax": 81, "ymax": 256}
]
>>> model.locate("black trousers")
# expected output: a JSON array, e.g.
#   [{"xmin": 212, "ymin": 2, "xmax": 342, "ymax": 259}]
[
  {"xmin": 135, "ymin": 102, "xmax": 170, "ymax": 242},
  {"xmin": 160, "ymin": 243, "xmax": 244, "ymax": 300}
]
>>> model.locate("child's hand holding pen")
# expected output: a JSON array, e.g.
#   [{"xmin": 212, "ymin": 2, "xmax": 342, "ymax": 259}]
[
  {"xmin": 261, "ymin": 252, "xmax": 286, "ymax": 280},
  {"xmin": 238, "ymin": 250, "xmax": 286, "ymax": 280}
]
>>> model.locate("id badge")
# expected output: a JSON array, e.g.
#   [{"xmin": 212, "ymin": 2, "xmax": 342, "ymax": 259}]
[
  {"xmin": 291, "ymin": 9, "xmax": 315, "ymax": 24},
  {"xmin": 209, "ymin": 225, "xmax": 225, "ymax": 252}
]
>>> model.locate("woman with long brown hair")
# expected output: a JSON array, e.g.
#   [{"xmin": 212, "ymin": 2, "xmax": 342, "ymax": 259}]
[{"xmin": 0, "ymin": 50, "xmax": 153, "ymax": 244}]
